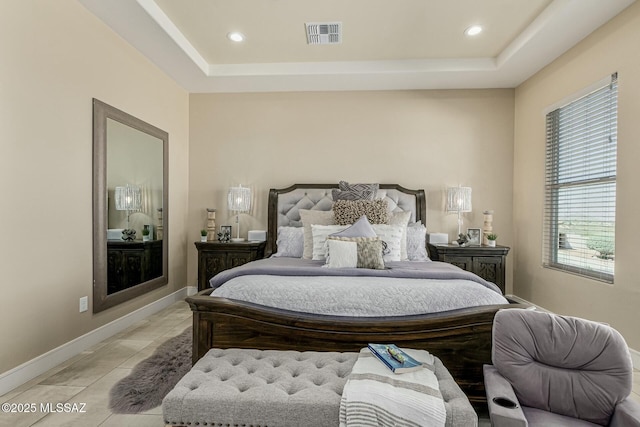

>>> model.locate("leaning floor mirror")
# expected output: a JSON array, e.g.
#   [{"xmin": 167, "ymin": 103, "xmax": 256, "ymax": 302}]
[{"xmin": 93, "ymin": 99, "xmax": 168, "ymax": 313}]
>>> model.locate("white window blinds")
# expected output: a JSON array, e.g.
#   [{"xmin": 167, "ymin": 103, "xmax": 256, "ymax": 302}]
[{"xmin": 543, "ymin": 73, "xmax": 618, "ymax": 283}]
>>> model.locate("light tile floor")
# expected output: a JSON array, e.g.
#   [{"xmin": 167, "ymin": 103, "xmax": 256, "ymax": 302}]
[
  {"xmin": 1, "ymin": 301, "xmax": 639, "ymax": 426},
  {"xmin": 0, "ymin": 301, "xmax": 191, "ymax": 427}
]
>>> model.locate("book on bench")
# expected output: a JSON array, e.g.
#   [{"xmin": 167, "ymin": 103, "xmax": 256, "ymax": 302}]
[{"xmin": 367, "ymin": 343, "xmax": 424, "ymax": 374}]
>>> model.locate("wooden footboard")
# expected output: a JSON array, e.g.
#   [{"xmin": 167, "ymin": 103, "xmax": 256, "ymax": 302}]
[{"xmin": 186, "ymin": 290, "xmax": 528, "ymax": 405}]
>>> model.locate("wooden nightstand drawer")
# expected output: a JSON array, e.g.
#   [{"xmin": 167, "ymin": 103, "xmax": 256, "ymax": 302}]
[
  {"xmin": 195, "ymin": 241, "xmax": 266, "ymax": 291},
  {"xmin": 428, "ymin": 243, "xmax": 510, "ymax": 294},
  {"xmin": 442, "ymin": 255, "xmax": 473, "ymax": 272}
]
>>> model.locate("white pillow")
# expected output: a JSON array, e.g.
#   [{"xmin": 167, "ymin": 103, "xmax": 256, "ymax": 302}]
[
  {"xmin": 389, "ymin": 210, "xmax": 411, "ymax": 225},
  {"xmin": 390, "ymin": 211, "xmax": 411, "ymax": 261},
  {"xmin": 324, "ymin": 239, "xmax": 358, "ymax": 268},
  {"xmin": 311, "ymin": 224, "xmax": 348, "ymax": 260},
  {"xmin": 299, "ymin": 209, "xmax": 335, "ymax": 259},
  {"xmin": 406, "ymin": 222, "xmax": 429, "ymax": 261},
  {"xmin": 272, "ymin": 226, "xmax": 304, "ymax": 258},
  {"xmin": 371, "ymin": 224, "xmax": 404, "ymax": 262}
]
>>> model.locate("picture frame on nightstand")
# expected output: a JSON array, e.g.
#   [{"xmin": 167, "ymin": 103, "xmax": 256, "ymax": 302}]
[
  {"xmin": 219, "ymin": 225, "xmax": 232, "ymax": 242},
  {"xmin": 467, "ymin": 228, "xmax": 481, "ymax": 246}
]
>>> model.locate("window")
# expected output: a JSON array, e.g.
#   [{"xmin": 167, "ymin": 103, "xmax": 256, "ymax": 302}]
[{"xmin": 543, "ymin": 73, "xmax": 618, "ymax": 283}]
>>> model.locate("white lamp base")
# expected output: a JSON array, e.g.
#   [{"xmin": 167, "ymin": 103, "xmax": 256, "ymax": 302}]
[{"xmin": 231, "ymin": 237, "xmax": 245, "ymax": 242}]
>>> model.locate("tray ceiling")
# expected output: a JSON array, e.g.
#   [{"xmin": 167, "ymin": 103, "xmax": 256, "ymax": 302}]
[{"xmin": 78, "ymin": 0, "xmax": 635, "ymax": 93}]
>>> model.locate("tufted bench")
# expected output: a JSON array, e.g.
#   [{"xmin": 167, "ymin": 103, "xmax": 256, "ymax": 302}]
[{"xmin": 162, "ymin": 348, "xmax": 477, "ymax": 427}]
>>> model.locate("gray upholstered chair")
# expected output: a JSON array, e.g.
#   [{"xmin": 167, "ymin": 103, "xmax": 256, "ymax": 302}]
[{"xmin": 484, "ymin": 308, "xmax": 640, "ymax": 426}]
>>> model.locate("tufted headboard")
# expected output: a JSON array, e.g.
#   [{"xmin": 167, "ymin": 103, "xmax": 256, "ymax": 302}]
[{"xmin": 265, "ymin": 184, "xmax": 426, "ymax": 257}]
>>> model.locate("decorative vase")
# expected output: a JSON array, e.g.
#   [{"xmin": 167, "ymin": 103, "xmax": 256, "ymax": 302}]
[
  {"xmin": 142, "ymin": 225, "xmax": 151, "ymax": 242},
  {"xmin": 206, "ymin": 208, "xmax": 216, "ymax": 242},
  {"xmin": 483, "ymin": 210, "xmax": 494, "ymax": 245},
  {"xmin": 156, "ymin": 208, "xmax": 164, "ymax": 240}
]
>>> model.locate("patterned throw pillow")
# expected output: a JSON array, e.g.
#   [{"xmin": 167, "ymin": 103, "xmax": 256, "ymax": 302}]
[
  {"xmin": 333, "ymin": 199, "xmax": 389, "ymax": 225},
  {"xmin": 325, "ymin": 236, "xmax": 385, "ymax": 269},
  {"xmin": 331, "ymin": 181, "xmax": 379, "ymax": 201}
]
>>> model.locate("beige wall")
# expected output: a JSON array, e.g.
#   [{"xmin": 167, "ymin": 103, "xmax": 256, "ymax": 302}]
[
  {"xmin": 0, "ymin": 1, "xmax": 189, "ymax": 373},
  {"xmin": 188, "ymin": 90, "xmax": 515, "ymax": 288},
  {"xmin": 513, "ymin": 2, "xmax": 640, "ymax": 348}
]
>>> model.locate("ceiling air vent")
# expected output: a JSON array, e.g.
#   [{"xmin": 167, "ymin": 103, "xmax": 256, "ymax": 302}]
[{"xmin": 305, "ymin": 22, "xmax": 342, "ymax": 45}]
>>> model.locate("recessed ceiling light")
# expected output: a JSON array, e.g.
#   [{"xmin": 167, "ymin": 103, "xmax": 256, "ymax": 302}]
[
  {"xmin": 227, "ymin": 32, "xmax": 245, "ymax": 42},
  {"xmin": 464, "ymin": 25, "xmax": 483, "ymax": 37}
]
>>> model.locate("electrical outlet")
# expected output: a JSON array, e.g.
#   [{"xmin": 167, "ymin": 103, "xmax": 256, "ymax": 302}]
[{"xmin": 79, "ymin": 296, "xmax": 88, "ymax": 313}]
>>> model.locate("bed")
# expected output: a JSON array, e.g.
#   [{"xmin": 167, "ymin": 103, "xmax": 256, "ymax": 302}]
[{"xmin": 186, "ymin": 183, "xmax": 527, "ymax": 405}]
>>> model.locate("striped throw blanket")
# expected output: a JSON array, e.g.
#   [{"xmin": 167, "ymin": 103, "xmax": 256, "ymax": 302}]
[{"xmin": 339, "ymin": 347, "xmax": 446, "ymax": 427}]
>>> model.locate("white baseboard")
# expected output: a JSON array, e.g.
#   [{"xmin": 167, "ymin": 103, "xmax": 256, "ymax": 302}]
[
  {"xmin": 630, "ymin": 348, "xmax": 640, "ymax": 371},
  {"xmin": 0, "ymin": 287, "xmax": 190, "ymax": 397},
  {"xmin": 506, "ymin": 294, "xmax": 639, "ymax": 370}
]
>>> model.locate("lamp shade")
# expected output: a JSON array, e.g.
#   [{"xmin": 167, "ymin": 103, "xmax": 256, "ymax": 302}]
[
  {"xmin": 228, "ymin": 185, "xmax": 251, "ymax": 213},
  {"xmin": 115, "ymin": 184, "xmax": 141, "ymax": 211},
  {"xmin": 446, "ymin": 186, "xmax": 472, "ymax": 213}
]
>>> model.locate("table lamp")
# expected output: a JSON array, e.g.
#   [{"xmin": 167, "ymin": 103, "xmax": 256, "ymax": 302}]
[
  {"xmin": 228, "ymin": 185, "xmax": 251, "ymax": 242},
  {"xmin": 446, "ymin": 186, "xmax": 472, "ymax": 236}
]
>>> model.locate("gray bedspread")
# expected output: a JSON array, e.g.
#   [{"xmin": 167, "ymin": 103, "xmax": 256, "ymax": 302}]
[{"xmin": 209, "ymin": 258, "xmax": 508, "ymax": 317}]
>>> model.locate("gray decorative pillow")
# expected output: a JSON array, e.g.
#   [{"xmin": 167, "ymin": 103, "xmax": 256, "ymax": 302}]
[
  {"xmin": 330, "ymin": 215, "xmax": 377, "ymax": 239},
  {"xmin": 325, "ymin": 236, "xmax": 385, "ymax": 269},
  {"xmin": 331, "ymin": 181, "xmax": 379, "ymax": 201},
  {"xmin": 272, "ymin": 226, "xmax": 304, "ymax": 258},
  {"xmin": 406, "ymin": 222, "xmax": 429, "ymax": 261},
  {"xmin": 333, "ymin": 199, "xmax": 389, "ymax": 225}
]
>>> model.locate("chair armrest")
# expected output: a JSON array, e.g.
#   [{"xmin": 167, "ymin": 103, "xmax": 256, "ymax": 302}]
[
  {"xmin": 483, "ymin": 365, "xmax": 528, "ymax": 427},
  {"xmin": 610, "ymin": 398, "xmax": 640, "ymax": 427}
]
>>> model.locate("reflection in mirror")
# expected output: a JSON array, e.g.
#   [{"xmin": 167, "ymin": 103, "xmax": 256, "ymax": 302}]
[
  {"xmin": 93, "ymin": 99, "xmax": 168, "ymax": 313},
  {"xmin": 106, "ymin": 118, "xmax": 164, "ymax": 294}
]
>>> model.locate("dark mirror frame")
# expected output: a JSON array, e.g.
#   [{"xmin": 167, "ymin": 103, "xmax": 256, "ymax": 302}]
[{"xmin": 92, "ymin": 98, "xmax": 169, "ymax": 313}]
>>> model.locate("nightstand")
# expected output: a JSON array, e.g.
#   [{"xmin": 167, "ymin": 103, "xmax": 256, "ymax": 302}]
[
  {"xmin": 195, "ymin": 241, "xmax": 266, "ymax": 291},
  {"xmin": 427, "ymin": 243, "xmax": 510, "ymax": 294}
]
